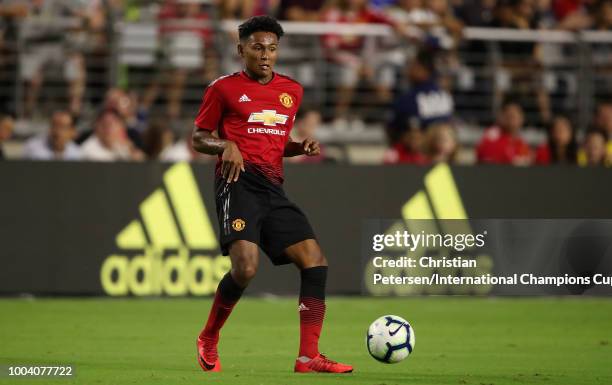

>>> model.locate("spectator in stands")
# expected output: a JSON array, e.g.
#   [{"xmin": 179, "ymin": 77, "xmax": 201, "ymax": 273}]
[
  {"xmin": 592, "ymin": 0, "xmax": 612, "ymax": 30},
  {"xmin": 0, "ymin": 114, "xmax": 14, "ymax": 160},
  {"xmin": 377, "ymin": 0, "xmax": 461, "ymax": 103},
  {"xmin": 493, "ymin": 0, "xmax": 551, "ymax": 125},
  {"xmin": 81, "ymin": 109, "xmax": 144, "ymax": 161},
  {"xmin": 279, "ymin": 0, "xmax": 327, "ymax": 21},
  {"xmin": 141, "ymin": 0, "xmax": 215, "ymax": 120},
  {"xmin": 322, "ymin": 0, "xmax": 407, "ymax": 128},
  {"xmin": 535, "ymin": 115, "xmax": 578, "ymax": 164},
  {"xmin": 287, "ymin": 108, "xmax": 327, "ymax": 163},
  {"xmin": 426, "ymin": 0, "xmax": 464, "ymax": 43},
  {"xmin": 425, "ymin": 122, "xmax": 458, "ymax": 163},
  {"xmin": 476, "ymin": 99, "xmax": 533, "ymax": 165},
  {"xmin": 580, "ymin": 130, "xmax": 610, "ymax": 167},
  {"xmin": 456, "ymin": 0, "xmax": 497, "ymax": 26},
  {"xmin": 104, "ymin": 88, "xmax": 146, "ymax": 145},
  {"xmin": 221, "ymin": 0, "xmax": 280, "ymax": 18},
  {"xmin": 577, "ymin": 100, "xmax": 612, "ymax": 164},
  {"xmin": 0, "ymin": 2, "xmax": 28, "ymax": 113},
  {"xmin": 383, "ymin": 126, "xmax": 428, "ymax": 164},
  {"xmin": 593, "ymin": 100, "xmax": 612, "ymax": 145},
  {"xmin": 22, "ymin": 110, "xmax": 81, "ymax": 160},
  {"xmin": 141, "ymin": 118, "xmax": 195, "ymax": 162},
  {"xmin": 19, "ymin": 0, "xmax": 89, "ymax": 117},
  {"xmin": 387, "ymin": 50, "xmax": 454, "ymax": 142}
]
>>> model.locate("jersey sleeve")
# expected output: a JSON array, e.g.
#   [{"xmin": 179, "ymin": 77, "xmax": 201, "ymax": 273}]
[{"xmin": 194, "ymin": 84, "xmax": 224, "ymax": 132}]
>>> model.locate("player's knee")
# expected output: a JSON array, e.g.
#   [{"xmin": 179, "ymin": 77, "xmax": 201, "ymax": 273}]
[
  {"xmin": 232, "ymin": 262, "xmax": 258, "ymax": 282},
  {"xmin": 311, "ymin": 252, "xmax": 328, "ymax": 268},
  {"xmin": 301, "ymin": 249, "xmax": 327, "ymax": 269}
]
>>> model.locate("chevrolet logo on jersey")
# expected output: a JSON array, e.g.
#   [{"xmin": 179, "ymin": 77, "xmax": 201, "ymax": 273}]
[{"xmin": 248, "ymin": 110, "xmax": 289, "ymax": 126}]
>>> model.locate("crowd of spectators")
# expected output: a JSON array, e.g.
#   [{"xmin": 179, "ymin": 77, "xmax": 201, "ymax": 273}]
[{"xmin": 0, "ymin": 0, "xmax": 610, "ymax": 166}]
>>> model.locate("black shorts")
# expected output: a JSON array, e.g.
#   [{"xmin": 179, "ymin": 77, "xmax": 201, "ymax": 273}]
[{"xmin": 214, "ymin": 171, "xmax": 316, "ymax": 265}]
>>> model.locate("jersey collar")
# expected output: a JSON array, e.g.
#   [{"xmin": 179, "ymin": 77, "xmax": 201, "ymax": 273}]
[{"xmin": 240, "ymin": 70, "xmax": 276, "ymax": 85}]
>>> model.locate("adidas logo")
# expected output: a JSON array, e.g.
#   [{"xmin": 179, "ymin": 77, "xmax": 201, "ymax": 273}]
[
  {"xmin": 100, "ymin": 163, "xmax": 229, "ymax": 297},
  {"xmin": 368, "ymin": 163, "xmax": 493, "ymax": 295},
  {"xmin": 383, "ymin": 163, "xmax": 471, "ymax": 249},
  {"xmin": 239, "ymin": 94, "xmax": 251, "ymax": 103},
  {"xmin": 298, "ymin": 303, "xmax": 310, "ymax": 312}
]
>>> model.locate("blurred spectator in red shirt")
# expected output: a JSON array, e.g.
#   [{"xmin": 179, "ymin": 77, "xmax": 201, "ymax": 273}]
[
  {"xmin": 535, "ymin": 115, "xmax": 578, "ymax": 164},
  {"xmin": 425, "ymin": 122, "xmax": 458, "ymax": 163},
  {"xmin": 384, "ymin": 126, "xmax": 428, "ymax": 164},
  {"xmin": 476, "ymin": 100, "xmax": 533, "ymax": 165},
  {"xmin": 581, "ymin": 130, "xmax": 610, "ymax": 167}
]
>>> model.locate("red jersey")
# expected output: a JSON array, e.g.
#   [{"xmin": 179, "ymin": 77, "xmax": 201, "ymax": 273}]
[
  {"xmin": 476, "ymin": 126, "xmax": 532, "ymax": 164},
  {"xmin": 383, "ymin": 143, "xmax": 429, "ymax": 165},
  {"xmin": 194, "ymin": 71, "xmax": 303, "ymax": 184},
  {"xmin": 535, "ymin": 144, "xmax": 551, "ymax": 164}
]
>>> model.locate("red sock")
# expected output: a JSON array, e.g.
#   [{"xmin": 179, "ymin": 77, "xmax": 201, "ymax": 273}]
[
  {"xmin": 199, "ymin": 273, "xmax": 243, "ymax": 347},
  {"xmin": 298, "ymin": 297, "xmax": 326, "ymax": 358},
  {"xmin": 199, "ymin": 292, "xmax": 238, "ymax": 343}
]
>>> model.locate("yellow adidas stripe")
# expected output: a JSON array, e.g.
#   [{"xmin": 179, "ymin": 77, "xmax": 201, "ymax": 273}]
[{"xmin": 164, "ymin": 163, "xmax": 217, "ymax": 249}]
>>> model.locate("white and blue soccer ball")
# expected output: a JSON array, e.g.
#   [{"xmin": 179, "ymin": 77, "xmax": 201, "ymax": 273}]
[{"xmin": 366, "ymin": 315, "xmax": 415, "ymax": 363}]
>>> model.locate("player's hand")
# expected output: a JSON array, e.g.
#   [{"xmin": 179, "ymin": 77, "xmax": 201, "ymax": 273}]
[
  {"xmin": 221, "ymin": 141, "xmax": 245, "ymax": 182},
  {"xmin": 302, "ymin": 138, "xmax": 320, "ymax": 156}
]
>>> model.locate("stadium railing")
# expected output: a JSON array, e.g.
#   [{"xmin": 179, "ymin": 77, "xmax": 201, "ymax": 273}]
[{"xmin": 2, "ymin": 18, "xmax": 611, "ymax": 146}]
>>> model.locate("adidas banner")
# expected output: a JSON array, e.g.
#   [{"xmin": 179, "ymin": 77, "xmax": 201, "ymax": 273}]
[{"xmin": 0, "ymin": 162, "xmax": 611, "ymax": 296}]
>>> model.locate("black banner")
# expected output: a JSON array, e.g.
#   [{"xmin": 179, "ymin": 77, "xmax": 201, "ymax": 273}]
[{"xmin": 0, "ymin": 162, "xmax": 610, "ymax": 296}]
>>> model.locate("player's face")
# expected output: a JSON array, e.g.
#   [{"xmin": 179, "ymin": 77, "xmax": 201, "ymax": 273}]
[{"xmin": 239, "ymin": 32, "xmax": 278, "ymax": 82}]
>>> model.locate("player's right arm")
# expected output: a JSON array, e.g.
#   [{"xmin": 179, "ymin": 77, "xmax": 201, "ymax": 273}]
[
  {"xmin": 192, "ymin": 82, "xmax": 244, "ymax": 182},
  {"xmin": 192, "ymin": 130, "xmax": 244, "ymax": 182}
]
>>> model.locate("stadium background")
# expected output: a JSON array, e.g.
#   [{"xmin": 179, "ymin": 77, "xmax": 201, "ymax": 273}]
[{"xmin": 1, "ymin": 1, "xmax": 611, "ymax": 385}]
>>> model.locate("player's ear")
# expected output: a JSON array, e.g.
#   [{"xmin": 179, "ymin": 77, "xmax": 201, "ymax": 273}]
[{"xmin": 237, "ymin": 42, "xmax": 244, "ymax": 58}]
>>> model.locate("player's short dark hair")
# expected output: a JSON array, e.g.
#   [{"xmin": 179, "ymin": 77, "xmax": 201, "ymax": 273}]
[{"xmin": 238, "ymin": 15, "xmax": 284, "ymax": 41}]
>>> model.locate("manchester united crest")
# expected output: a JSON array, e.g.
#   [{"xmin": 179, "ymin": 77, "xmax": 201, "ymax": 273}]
[
  {"xmin": 279, "ymin": 93, "xmax": 294, "ymax": 108},
  {"xmin": 232, "ymin": 218, "xmax": 246, "ymax": 231}
]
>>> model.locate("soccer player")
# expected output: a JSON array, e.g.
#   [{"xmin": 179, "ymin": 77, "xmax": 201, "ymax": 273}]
[{"xmin": 191, "ymin": 16, "xmax": 353, "ymax": 374}]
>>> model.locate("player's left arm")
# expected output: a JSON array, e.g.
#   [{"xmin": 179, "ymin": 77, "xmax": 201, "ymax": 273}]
[
  {"xmin": 284, "ymin": 138, "xmax": 320, "ymax": 157},
  {"xmin": 284, "ymin": 86, "xmax": 319, "ymax": 157}
]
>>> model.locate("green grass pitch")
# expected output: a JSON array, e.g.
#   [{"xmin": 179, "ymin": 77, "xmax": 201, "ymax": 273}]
[{"xmin": 0, "ymin": 297, "xmax": 611, "ymax": 385}]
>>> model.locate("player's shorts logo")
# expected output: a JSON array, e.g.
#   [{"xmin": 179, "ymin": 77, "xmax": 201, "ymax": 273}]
[
  {"xmin": 279, "ymin": 93, "xmax": 294, "ymax": 108},
  {"xmin": 232, "ymin": 219, "xmax": 246, "ymax": 231}
]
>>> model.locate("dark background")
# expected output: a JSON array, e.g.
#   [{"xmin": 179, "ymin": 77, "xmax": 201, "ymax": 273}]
[{"xmin": 1, "ymin": 162, "xmax": 610, "ymax": 296}]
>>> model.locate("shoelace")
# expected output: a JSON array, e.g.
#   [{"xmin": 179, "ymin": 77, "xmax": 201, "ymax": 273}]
[{"xmin": 309, "ymin": 354, "xmax": 338, "ymax": 371}]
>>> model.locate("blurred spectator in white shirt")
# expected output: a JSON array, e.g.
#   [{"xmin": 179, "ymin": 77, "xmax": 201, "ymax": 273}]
[
  {"xmin": 81, "ymin": 109, "xmax": 144, "ymax": 161},
  {"xmin": 22, "ymin": 110, "xmax": 81, "ymax": 160}
]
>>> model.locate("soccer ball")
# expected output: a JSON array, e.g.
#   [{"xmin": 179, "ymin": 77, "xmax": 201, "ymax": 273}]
[{"xmin": 366, "ymin": 315, "xmax": 415, "ymax": 363}]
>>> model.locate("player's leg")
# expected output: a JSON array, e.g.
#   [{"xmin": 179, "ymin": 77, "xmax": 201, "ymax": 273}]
[
  {"xmin": 284, "ymin": 240, "xmax": 351, "ymax": 373},
  {"xmin": 260, "ymin": 201, "xmax": 353, "ymax": 373},
  {"xmin": 197, "ymin": 240, "xmax": 259, "ymax": 371},
  {"xmin": 284, "ymin": 239, "xmax": 328, "ymax": 358},
  {"xmin": 197, "ymin": 174, "xmax": 264, "ymax": 372}
]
